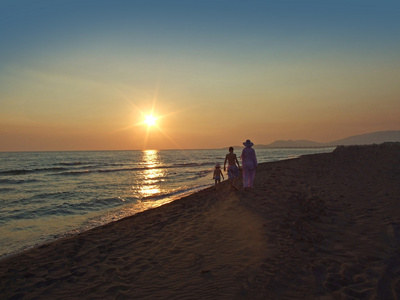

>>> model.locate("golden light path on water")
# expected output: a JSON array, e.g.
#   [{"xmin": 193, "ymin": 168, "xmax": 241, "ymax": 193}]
[{"xmin": 138, "ymin": 149, "xmax": 163, "ymax": 198}]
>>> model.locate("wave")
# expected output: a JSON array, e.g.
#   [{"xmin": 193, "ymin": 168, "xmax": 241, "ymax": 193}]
[
  {"xmin": 1, "ymin": 204, "xmax": 82, "ymax": 224},
  {"xmin": 58, "ymin": 162, "xmax": 86, "ymax": 166},
  {"xmin": 55, "ymin": 168, "xmax": 144, "ymax": 176},
  {"xmin": 0, "ymin": 167, "xmax": 68, "ymax": 176},
  {"xmin": 0, "ymin": 161, "xmax": 215, "ymax": 178},
  {"xmin": 0, "ymin": 178, "xmax": 40, "ymax": 185},
  {"xmin": 197, "ymin": 169, "xmax": 213, "ymax": 177},
  {"xmin": 0, "ymin": 162, "xmax": 189, "ymax": 178},
  {"xmin": 0, "ymin": 196, "xmax": 129, "ymax": 224},
  {"xmin": 174, "ymin": 162, "xmax": 214, "ymax": 168},
  {"xmin": 57, "ymin": 161, "xmax": 126, "ymax": 166},
  {"xmin": 55, "ymin": 163, "xmax": 211, "ymax": 176},
  {"xmin": 0, "ymin": 169, "xmax": 34, "ymax": 176},
  {"xmin": 56, "ymin": 170, "xmax": 92, "ymax": 176},
  {"xmin": 32, "ymin": 191, "xmax": 77, "ymax": 201}
]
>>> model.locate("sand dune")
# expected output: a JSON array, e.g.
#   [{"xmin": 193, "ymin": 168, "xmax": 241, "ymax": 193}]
[{"xmin": 1, "ymin": 143, "xmax": 399, "ymax": 299}]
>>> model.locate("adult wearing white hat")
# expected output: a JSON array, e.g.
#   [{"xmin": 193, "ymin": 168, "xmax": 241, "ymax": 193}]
[{"xmin": 241, "ymin": 139, "xmax": 258, "ymax": 190}]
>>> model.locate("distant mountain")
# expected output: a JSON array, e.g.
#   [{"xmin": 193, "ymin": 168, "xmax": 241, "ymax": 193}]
[
  {"xmin": 326, "ymin": 130, "xmax": 400, "ymax": 146},
  {"xmin": 257, "ymin": 140, "xmax": 324, "ymax": 148},
  {"xmin": 258, "ymin": 130, "xmax": 400, "ymax": 148}
]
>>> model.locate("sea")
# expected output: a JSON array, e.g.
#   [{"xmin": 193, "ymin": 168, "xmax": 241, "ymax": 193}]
[{"xmin": 0, "ymin": 147, "xmax": 334, "ymax": 259}]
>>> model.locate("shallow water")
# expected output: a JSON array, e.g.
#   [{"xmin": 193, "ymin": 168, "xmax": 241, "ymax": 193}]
[{"xmin": 0, "ymin": 147, "xmax": 334, "ymax": 258}]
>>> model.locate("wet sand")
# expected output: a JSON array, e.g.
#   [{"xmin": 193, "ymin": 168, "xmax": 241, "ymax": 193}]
[{"xmin": 1, "ymin": 143, "xmax": 399, "ymax": 299}]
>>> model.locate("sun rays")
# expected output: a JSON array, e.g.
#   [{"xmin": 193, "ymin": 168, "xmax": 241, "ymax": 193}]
[{"xmin": 115, "ymin": 87, "xmax": 189, "ymax": 150}]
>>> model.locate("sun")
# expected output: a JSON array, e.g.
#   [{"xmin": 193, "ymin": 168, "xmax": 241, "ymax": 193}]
[
  {"xmin": 116, "ymin": 87, "xmax": 185, "ymax": 149},
  {"xmin": 144, "ymin": 114, "xmax": 157, "ymax": 127}
]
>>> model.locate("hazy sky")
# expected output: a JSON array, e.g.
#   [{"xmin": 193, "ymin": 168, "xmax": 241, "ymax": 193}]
[{"xmin": 1, "ymin": 0, "xmax": 399, "ymax": 151}]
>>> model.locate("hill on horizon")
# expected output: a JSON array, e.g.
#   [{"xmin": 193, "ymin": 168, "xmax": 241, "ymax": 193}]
[{"xmin": 254, "ymin": 130, "xmax": 400, "ymax": 148}]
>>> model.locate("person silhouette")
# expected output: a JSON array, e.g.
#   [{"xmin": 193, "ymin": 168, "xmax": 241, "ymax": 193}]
[
  {"xmin": 224, "ymin": 147, "xmax": 240, "ymax": 190},
  {"xmin": 241, "ymin": 139, "xmax": 257, "ymax": 190},
  {"xmin": 212, "ymin": 162, "xmax": 224, "ymax": 190}
]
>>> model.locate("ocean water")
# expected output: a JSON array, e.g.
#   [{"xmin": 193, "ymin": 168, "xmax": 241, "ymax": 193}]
[{"xmin": 0, "ymin": 148, "xmax": 334, "ymax": 258}]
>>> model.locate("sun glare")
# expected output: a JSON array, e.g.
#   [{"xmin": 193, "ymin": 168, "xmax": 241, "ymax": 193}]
[
  {"xmin": 117, "ymin": 88, "xmax": 184, "ymax": 149},
  {"xmin": 145, "ymin": 114, "xmax": 157, "ymax": 127}
]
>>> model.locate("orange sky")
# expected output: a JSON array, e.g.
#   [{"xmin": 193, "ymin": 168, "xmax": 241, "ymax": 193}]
[{"xmin": 1, "ymin": 1, "xmax": 399, "ymax": 151}]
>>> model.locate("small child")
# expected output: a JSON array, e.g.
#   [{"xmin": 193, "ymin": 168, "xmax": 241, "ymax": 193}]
[{"xmin": 213, "ymin": 162, "xmax": 224, "ymax": 190}]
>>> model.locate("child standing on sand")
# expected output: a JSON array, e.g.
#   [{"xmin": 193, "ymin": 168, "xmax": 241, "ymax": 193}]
[
  {"xmin": 213, "ymin": 163, "xmax": 224, "ymax": 190},
  {"xmin": 224, "ymin": 147, "xmax": 240, "ymax": 190}
]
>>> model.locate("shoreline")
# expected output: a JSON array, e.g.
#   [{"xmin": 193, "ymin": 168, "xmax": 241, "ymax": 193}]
[
  {"xmin": 1, "ymin": 143, "xmax": 399, "ymax": 299},
  {"xmin": 0, "ymin": 148, "xmax": 333, "ymax": 261},
  {"xmin": 0, "ymin": 183, "xmax": 212, "ymax": 262}
]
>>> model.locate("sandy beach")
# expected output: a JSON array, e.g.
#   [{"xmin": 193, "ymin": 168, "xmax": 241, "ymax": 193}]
[{"xmin": 1, "ymin": 143, "xmax": 399, "ymax": 299}]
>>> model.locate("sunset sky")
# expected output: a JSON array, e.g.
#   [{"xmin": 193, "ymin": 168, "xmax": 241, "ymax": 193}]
[{"xmin": 1, "ymin": 0, "xmax": 399, "ymax": 151}]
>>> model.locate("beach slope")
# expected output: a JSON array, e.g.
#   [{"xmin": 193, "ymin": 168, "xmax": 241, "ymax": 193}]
[{"xmin": 1, "ymin": 143, "xmax": 399, "ymax": 299}]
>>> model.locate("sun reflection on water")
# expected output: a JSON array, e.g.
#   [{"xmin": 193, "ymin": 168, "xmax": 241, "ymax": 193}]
[{"xmin": 136, "ymin": 150, "xmax": 164, "ymax": 198}]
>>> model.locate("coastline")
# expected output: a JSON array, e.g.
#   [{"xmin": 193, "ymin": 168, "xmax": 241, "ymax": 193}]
[
  {"xmin": 0, "ymin": 148, "xmax": 333, "ymax": 260},
  {"xmin": 1, "ymin": 143, "xmax": 399, "ymax": 299}
]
